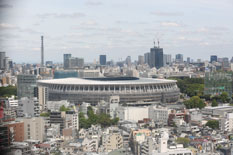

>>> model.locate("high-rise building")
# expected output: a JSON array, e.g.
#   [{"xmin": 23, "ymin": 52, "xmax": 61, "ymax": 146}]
[
  {"xmin": 163, "ymin": 54, "xmax": 172, "ymax": 66},
  {"xmin": 38, "ymin": 86, "xmax": 48, "ymax": 111},
  {"xmin": 41, "ymin": 36, "xmax": 44, "ymax": 67},
  {"xmin": 210, "ymin": 55, "xmax": 217, "ymax": 63},
  {"xmin": 175, "ymin": 54, "xmax": 183, "ymax": 63},
  {"xmin": 0, "ymin": 51, "xmax": 6, "ymax": 70},
  {"xmin": 68, "ymin": 57, "xmax": 84, "ymax": 68},
  {"xmin": 138, "ymin": 55, "xmax": 144, "ymax": 65},
  {"xmin": 125, "ymin": 56, "xmax": 131, "ymax": 66},
  {"xmin": 187, "ymin": 57, "xmax": 191, "ymax": 63},
  {"xmin": 149, "ymin": 46, "xmax": 163, "ymax": 69},
  {"xmin": 222, "ymin": 57, "xmax": 230, "ymax": 70},
  {"xmin": 63, "ymin": 54, "xmax": 72, "ymax": 69},
  {"xmin": 17, "ymin": 74, "xmax": 37, "ymax": 99},
  {"xmin": 144, "ymin": 52, "xmax": 150, "ymax": 65},
  {"xmin": 99, "ymin": 55, "xmax": 107, "ymax": 65}
]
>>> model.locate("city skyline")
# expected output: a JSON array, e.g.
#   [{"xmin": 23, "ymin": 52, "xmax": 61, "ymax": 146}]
[{"xmin": 0, "ymin": 0, "xmax": 233, "ymax": 63}]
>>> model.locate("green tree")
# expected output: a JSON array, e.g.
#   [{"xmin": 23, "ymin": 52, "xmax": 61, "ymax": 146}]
[
  {"xmin": 59, "ymin": 105, "xmax": 70, "ymax": 112},
  {"xmin": 184, "ymin": 96, "xmax": 206, "ymax": 109},
  {"xmin": 206, "ymin": 120, "xmax": 219, "ymax": 129},
  {"xmin": 78, "ymin": 106, "xmax": 119, "ymax": 129},
  {"xmin": 40, "ymin": 112, "xmax": 50, "ymax": 117},
  {"xmin": 0, "ymin": 86, "xmax": 17, "ymax": 97},
  {"xmin": 211, "ymin": 100, "xmax": 218, "ymax": 107},
  {"xmin": 220, "ymin": 92, "xmax": 230, "ymax": 103},
  {"xmin": 176, "ymin": 137, "xmax": 190, "ymax": 148}
]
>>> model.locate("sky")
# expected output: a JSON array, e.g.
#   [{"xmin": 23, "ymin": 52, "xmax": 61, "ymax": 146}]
[{"xmin": 0, "ymin": 0, "xmax": 233, "ymax": 63}]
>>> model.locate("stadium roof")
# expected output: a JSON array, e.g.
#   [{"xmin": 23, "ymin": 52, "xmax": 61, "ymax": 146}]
[{"xmin": 38, "ymin": 78, "xmax": 177, "ymax": 85}]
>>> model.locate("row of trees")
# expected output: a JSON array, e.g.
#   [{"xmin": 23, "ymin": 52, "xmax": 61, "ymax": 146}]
[
  {"xmin": 0, "ymin": 86, "xmax": 17, "ymax": 97},
  {"xmin": 79, "ymin": 106, "xmax": 119, "ymax": 129}
]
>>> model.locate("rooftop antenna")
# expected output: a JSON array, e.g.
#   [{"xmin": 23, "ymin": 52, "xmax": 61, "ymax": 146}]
[
  {"xmin": 157, "ymin": 39, "xmax": 160, "ymax": 48},
  {"xmin": 153, "ymin": 39, "xmax": 156, "ymax": 48}
]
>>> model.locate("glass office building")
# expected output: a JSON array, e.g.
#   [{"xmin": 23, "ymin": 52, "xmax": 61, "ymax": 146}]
[{"xmin": 17, "ymin": 74, "xmax": 37, "ymax": 99}]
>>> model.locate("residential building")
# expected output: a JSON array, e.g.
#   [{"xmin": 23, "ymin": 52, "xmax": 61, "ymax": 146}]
[
  {"xmin": 17, "ymin": 97, "xmax": 40, "ymax": 117},
  {"xmin": 21, "ymin": 117, "xmax": 45, "ymax": 142}
]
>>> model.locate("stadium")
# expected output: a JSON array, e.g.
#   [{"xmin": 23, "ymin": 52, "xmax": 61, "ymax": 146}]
[{"xmin": 37, "ymin": 77, "xmax": 180, "ymax": 105}]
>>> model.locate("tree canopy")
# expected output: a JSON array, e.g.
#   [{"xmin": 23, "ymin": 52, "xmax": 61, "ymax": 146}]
[
  {"xmin": 184, "ymin": 96, "xmax": 206, "ymax": 109},
  {"xmin": 171, "ymin": 77, "xmax": 204, "ymax": 97},
  {"xmin": 211, "ymin": 100, "xmax": 218, "ymax": 107},
  {"xmin": 206, "ymin": 120, "xmax": 219, "ymax": 129},
  {"xmin": 176, "ymin": 137, "xmax": 190, "ymax": 148},
  {"xmin": 59, "ymin": 105, "xmax": 70, "ymax": 112},
  {"xmin": 79, "ymin": 106, "xmax": 119, "ymax": 129},
  {"xmin": 0, "ymin": 86, "xmax": 17, "ymax": 97}
]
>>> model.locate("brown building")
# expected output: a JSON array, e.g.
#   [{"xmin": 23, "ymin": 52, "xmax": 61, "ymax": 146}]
[{"xmin": 4, "ymin": 121, "xmax": 24, "ymax": 144}]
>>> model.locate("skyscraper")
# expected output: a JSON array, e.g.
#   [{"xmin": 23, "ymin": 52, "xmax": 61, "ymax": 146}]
[
  {"xmin": 149, "ymin": 45, "xmax": 163, "ymax": 69},
  {"xmin": 187, "ymin": 57, "xmax": 191, "ymax": 63},
  {"xmin": 0, "ymin": 51, "xmax": 6, "ymax": 70},
  {"xmin": 64, "ymin": 54, "xmax": 72, "ymax": 69},
  {"xmin": 144, "ymin": 52, "xmax": 150, "ymax": 65},
  {"xmin": 210, "ymin": 55, "xmax": 217, "ymax": 63},
  {"xmin": 41, "ymin": 36, "xmax": 44, "ymax": 67},
  {"xmin": 175, "ymin": 54, "xmax": 183, "ymax": 63},
  {"xmin": 99, "ymin": 55, "xmax": 107, "ymax": 65},
  {"xmin": 138, "ymin": 55, "xmax": 144, "ymax": 65},
  {"xmin": 163, "ymin": 54, "xmax": 172, "ymax": 66}
]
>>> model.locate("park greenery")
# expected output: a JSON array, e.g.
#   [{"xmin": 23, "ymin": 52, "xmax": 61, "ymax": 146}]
[
  {"xmin": 79, "ymin": 106, "xmax": 119, "ymax": 129},
  {"xmin": 0, "ymin": 86, "xmax": 17, "ymax": 97},
  {"xmin": 176, "ymin": 137, "xmax": 190, "ymax": 148},
  {"xmin": 184, "ymin": 96, "xmax": 206, "ymax": 109},
  {"xmin": 171, "ymin": 77, "xmax": 204, "ymax": 97},
  {"xmin": 206, "ymin": 120, "xmax": 219, "ymax": 129}
]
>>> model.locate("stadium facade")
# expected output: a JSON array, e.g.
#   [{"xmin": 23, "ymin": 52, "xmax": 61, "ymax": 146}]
[{"xmin": 37, "ymin": 77, "xmax": 180, "ymax": 105}]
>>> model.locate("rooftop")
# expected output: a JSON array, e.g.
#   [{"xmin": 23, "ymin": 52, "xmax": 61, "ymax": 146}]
[{"xmin": 38, "ymin": 77, "xmax": 177, "ymax": 85}]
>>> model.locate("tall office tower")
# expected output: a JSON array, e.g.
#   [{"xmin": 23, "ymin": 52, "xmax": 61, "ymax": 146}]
[
  {"xmin": 99, "ymin": 55, "xmax": 107, "ymax": 65},
  {"xmin": 68, "ymin": 57, "xmax": 84, "ymax": 68},
  {"xmin": 222, "ymin": 57, "xmax": 230, "ymax": 70},
  {"xmin": 149, "ymin": 43, "xmax": 163, "ymax": 69},
  {"xmin": 231, "ymin": 57, "xmax": 233, "ymax": 63},
  {"xmin": 63, "ymin": 54, "xmax": 72, "ymax": 69},
  {"xmin": 163, "ymin": 54, "xmax": 172, "ymax": 66},
  {"xmin": 41, "ymin": 36, "xmax": 44, "ymax": 67},
  {"xmin": 3, "ymin": 57, "xmax": 10, "ymax": 70},
  {"xmin": 210, "ymin": 55, "xmax": 218, "ymax": 63},
  {"xmin": 17, "ymin": 74, "xmax": 37, "ymax": 99},
  {"xmin": 125, "ymin": 56, "xmax": 131, "ymax": 66},
  {"xmin": 187, "ymin": 57, "xmax": 191, "ymax": 63},
  {"xmin": 144, "ymin": 52, "xmax": 150, "ymax": 65},
  {"xmin": 138, "ymin": 55, "xmax": 144, "ymax": 65},
  {"xmin": 0, "ymin": 51, "xmax": 6, "ymax": 70},
  {"xmin": 175, "ymin": 54, "xmax": 183, "ymax": 63}
]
